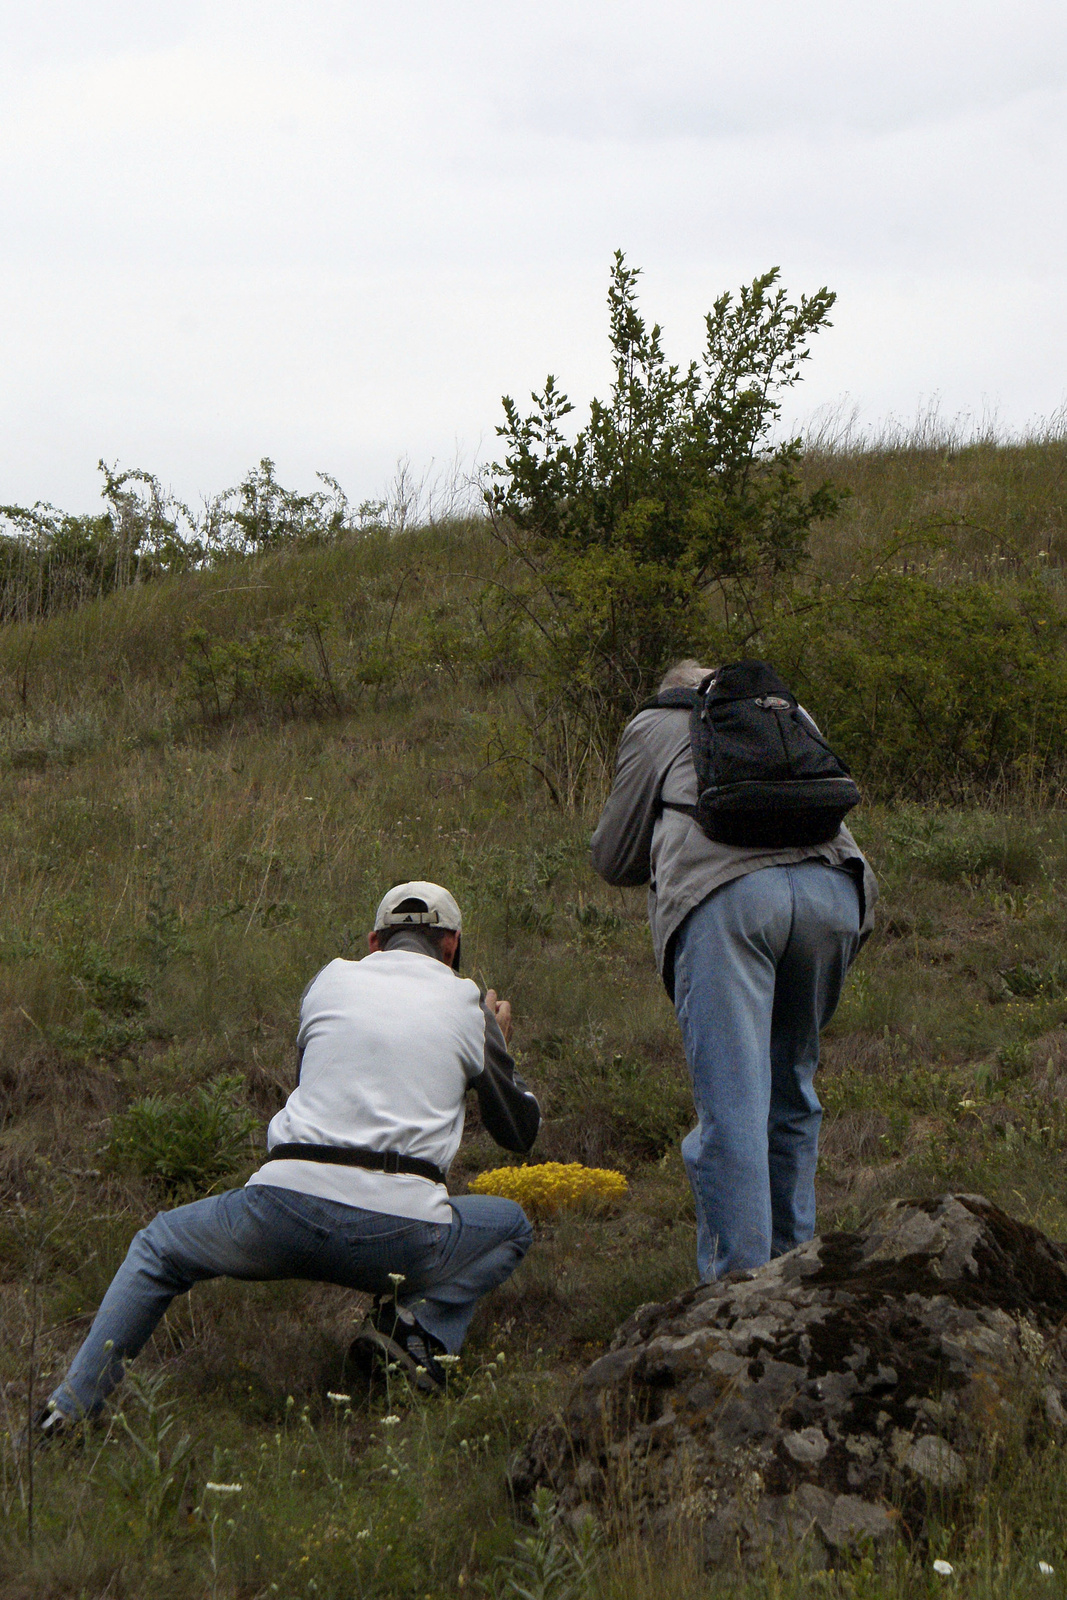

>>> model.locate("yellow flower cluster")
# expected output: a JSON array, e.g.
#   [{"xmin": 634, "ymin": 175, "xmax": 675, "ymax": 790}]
[{"xmin": 469, "ymin": 1161, "xmax": 628, "ymax": 1218}]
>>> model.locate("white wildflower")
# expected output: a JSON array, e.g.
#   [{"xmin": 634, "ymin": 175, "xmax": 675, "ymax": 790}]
[
  {"xmin": 204, "ymin": 1481, "xmax": 243, "ymax": 1494},
  {"xmin": 387, "ymin": 1272, "xmax": 406, "ymax": 1284},
  {"xmin": 355, "ymin": 1529, "xmax": 370, "ymax": 1541},
  {"xmin": 381, "ymin": 1414, "xmax": 402, "ymax": 1427},
  {"xmin": 932, "ymin": 1559, "xmax": 954, "ymax": 1576},
  {"xmin": 326, "ymin": 1392, "xmax": 351, "ymax": 1405},
  {"xmin": 1039, "ymin": 1562, "xmax": 1055, "ymax": 1576},
  {"xmin": 437, "ymin": 1353, "xmax": 461, "ymax": 1367}
]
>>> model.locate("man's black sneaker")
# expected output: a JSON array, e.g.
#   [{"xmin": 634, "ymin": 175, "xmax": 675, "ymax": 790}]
[
  {"xmin": 16, "ymin": 1404, "xmax": 72, "ymax": 1450},
  {"xmin": 349, "ymin": 1301, "xmax": 448, "ymax": 1394}
]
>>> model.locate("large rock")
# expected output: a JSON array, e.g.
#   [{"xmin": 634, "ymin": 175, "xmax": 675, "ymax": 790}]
[{"xmin": 512, "ymin": 1195, "xmax": 1067, "ymax": 1562}]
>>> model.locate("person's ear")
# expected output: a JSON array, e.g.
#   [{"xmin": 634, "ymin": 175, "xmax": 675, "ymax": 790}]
[
  {"xmin": 367, "ymin": 929, "xmax": 382, "ymax": 953},
  {"xmin": 441, "ymin": 930, "xmax": 460, "ymax": 967}
]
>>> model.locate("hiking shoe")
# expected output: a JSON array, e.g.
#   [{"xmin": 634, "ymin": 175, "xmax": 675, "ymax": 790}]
[
  {"xmin": 16, "ymin": 1404, "xmax": 72, "ymax": 1450},
  {"xmin": 349, "ymin": 1301, "xmax": 448, "ymax": 1394}
]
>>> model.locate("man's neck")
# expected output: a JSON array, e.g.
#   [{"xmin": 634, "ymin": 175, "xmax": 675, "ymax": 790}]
[{"xmin": 379, "ymin": 930, "xmax": 447, "ymax": 962}]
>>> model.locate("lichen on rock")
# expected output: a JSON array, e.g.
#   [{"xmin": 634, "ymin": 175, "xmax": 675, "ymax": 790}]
[{"xmin": 510, "ymin": 1194, "xmax": 1067, "ymax": 1563}]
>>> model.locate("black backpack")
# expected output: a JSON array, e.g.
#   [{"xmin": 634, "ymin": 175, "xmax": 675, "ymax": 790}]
[{"xmin": 645, "ymin": 660, "xmax": 860, "ymax": 848}]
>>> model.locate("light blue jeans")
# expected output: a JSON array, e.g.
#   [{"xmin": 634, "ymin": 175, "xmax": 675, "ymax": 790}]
[
  {"xmin": 49, "ymin": 1185, "xmax": 532, "ymax": 1419},
  {"xmin": 673, "ymin": 862, "xmax": 861, "ymax": 1282}
]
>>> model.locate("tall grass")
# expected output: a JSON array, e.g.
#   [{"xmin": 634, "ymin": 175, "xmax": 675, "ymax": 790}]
[{"xmin": 803, "ymin": 413, "xmax": 1067, "ymax": 584}]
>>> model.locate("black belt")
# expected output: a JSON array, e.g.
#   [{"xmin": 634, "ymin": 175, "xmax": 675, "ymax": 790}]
[{"xmin": 262, "ymin": 1142, "xmax": 445, "ymax": 1185}]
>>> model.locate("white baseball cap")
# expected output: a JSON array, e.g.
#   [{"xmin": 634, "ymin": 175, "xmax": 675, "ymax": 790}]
[{"xmin": 373, "ymin": 881, "xmax": 463, "ymax": 933}]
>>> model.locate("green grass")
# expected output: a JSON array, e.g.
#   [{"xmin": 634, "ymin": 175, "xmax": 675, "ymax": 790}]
[
  {"xmin": 803, "ymin": 430, "xmax": 1067, "ymax": 583},
  {"xmin": 4, "ymin": 439, "xmax": 1067, "ymax": 1594}
]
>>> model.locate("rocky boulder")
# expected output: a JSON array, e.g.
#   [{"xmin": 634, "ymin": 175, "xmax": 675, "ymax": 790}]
[{"xmin": 511, "ymin": 1195, "xmax": 1067, "ymax": 1562}]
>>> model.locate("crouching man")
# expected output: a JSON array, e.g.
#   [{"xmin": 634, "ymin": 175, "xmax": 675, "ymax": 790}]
[{"xmin": 40, "ymin": 881, "xmax": 539, "ymax": 1434}]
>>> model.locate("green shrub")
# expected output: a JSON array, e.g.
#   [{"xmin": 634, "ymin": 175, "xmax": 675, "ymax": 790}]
[
  {"xmin": 106, "ymin": 1076, "xmax": 257, "ymax": 1191},
  {"xmin": 923, "ymin": 833, "xmax": 1043, "ymax": 886},
  {"xmin": 181, "ymin": 612, "xmax": 343, "ymax": 723},
  {"xmin": 561, "ymin": 1058, "xmax": 693, "ymax": 1161},
  {"xmin": 484, "ymin": 253, "xmax": 842, "ymax": 795},
  {"xmin": 0, "ymin": 458, "xmax": 355, "ymax": 625},
  {"xmin": 51, "ymin": 1009, "xmax": 147, "ymax": 1063},
  {"xmin": 489, "ymin": 1487, "xmax": 599, "ymax": 1600},
  {"xmin": 996, "ymin": 1040, "xmax": 1033, "ymax": 1081},
  {"xmin": 768, "ymin": 571, "xmax": 1067, "ymax": 800},
  {"xmin": 0, "ymin": 462, "xmax": 206, "ymax": 624},
  {"xmin": 47, "ymin": 946, "xmax": 150, "ymax": 1061},
  {"xmin": 78, "ymin": 945, "xmax": 148, "ymax": 1015},
  {"xmin": 568, "ymin": 899, "xmax": 623, "ymax": 948}
]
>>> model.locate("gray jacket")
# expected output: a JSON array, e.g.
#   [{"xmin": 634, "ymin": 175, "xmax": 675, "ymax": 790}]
[{"xmin": 590, "ymin": 707, "xmax": 878, "ymax": 998}]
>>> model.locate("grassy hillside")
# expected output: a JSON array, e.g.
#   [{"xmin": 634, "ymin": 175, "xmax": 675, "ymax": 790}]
[
  {"xmin": 804, "ymin": 428, "xmax": 1067, "ymax": 581},
  {"xmin": 3, "ymin": 439, "xmax": 1067, "ymax": 1596}
]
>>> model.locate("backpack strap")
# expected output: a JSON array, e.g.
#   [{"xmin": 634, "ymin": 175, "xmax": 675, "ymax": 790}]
[{"xmin": 633, "ymin": 691, "xmax": 704, "ymax": 822}]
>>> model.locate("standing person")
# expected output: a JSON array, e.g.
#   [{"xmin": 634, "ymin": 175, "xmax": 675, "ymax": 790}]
[
  {"xmin": 591, "ymin": 664, "xmax": 877, "ymax": 1282},
  {"xmin": 39, "ymin": 882, "xmax": 539, "ymax": 1434}
]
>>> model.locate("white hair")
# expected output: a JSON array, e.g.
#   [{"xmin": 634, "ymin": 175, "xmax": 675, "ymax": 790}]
[{"xmin": 657, "ymin": 659, "xmax": 716, "ymax": 693}]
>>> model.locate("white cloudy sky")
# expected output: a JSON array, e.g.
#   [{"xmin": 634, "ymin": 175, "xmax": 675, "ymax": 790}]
[{"xmin": 2, "ymin": 0, "xmax": 1065, "ymax": 511}]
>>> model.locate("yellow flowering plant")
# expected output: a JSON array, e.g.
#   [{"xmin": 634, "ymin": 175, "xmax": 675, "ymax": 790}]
[{"xmin": 469, "ymin": 1161, "xmax": 628, "ymax": 1219}]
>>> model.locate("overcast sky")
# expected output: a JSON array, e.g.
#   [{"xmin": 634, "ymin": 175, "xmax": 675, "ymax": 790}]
[{"xmin": 2, "ymin": 1, "xmax": 1065, "ymax": 513}]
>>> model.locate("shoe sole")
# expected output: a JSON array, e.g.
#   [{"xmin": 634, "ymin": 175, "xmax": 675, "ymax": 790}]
[{"xmin": 350, "ymin": 1323, "xmax": 444, "ymax": 1394}]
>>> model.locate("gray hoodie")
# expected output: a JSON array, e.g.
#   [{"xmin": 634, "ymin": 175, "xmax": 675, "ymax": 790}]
[{"xmin": 590, "ymin": 707, "xmax": 878, "ymax": 998}]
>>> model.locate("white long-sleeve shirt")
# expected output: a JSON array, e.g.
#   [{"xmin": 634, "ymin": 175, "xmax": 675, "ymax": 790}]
[{"xmin": 246, "ymin": 944, "xmax": 539, "ymax": 1224}]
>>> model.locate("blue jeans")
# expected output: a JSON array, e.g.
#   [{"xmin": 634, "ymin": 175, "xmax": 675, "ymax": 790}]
[
  {"xmin": 673, "ymin": 863, "xmax": 861, "ymax": 1282},
  {"xmin": 49, "ymin": 1186, "xmax": 532, "ymax": 1419}
]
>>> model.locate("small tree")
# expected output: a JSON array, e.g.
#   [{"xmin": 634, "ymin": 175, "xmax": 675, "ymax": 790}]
[
  {"xmin": 0, "ymin": 464, "xmax": 205, "ymax": 624},
  {"xmin": 204, "ymin": 458, "xmax": 351, "ymax": 553},
  {"xmin": 483, "ymin": 253, "xmax": 843, "ymax": 798}
]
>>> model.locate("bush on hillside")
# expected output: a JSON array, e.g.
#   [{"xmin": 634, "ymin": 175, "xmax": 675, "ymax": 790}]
[
  {"xmin": 0, "ymin": 459, "xmax": 364, "ymax": 626},
  {"xmin": 0, "ymin": 461, "xmax": 219, "ymax": 626},
  {"xmin": 207, "ymin": 457, "xmax": 351, "ymax": 552},
  {"xmin": 78, "ymin": 945, "xmax": 148, "ymax": 1015},
  {"xmin": 484, "ymin": 252, "xmax": 844, "ymax": 792},
  {"xmin": 766, "ymin": 571, "xmax": 1067, "ymax": 800},
  {"xmin": 182, "ymin": 615, "xmax": 344, "ymax": 723},
  {"xmin": 43, "ymin": 946, "xmax": 151, "ymax": 1063}
]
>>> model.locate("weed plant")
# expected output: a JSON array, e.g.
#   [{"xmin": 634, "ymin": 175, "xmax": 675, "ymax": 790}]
[{"xmin": 106, "ymin": 1077, "xmax": 258, "ymax": 1193}]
